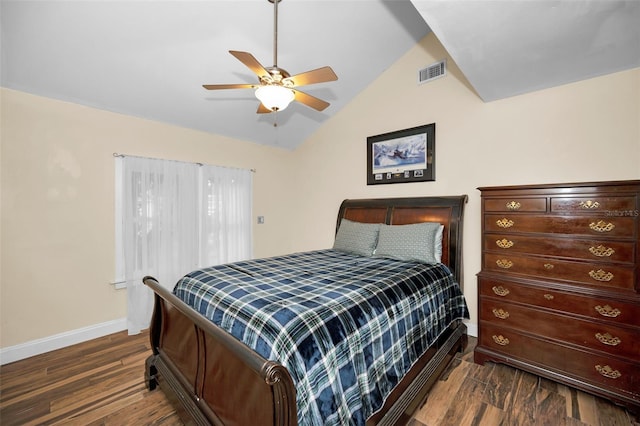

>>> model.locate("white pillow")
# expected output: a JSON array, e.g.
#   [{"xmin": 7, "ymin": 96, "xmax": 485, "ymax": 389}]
[
  {"xmin": 374, "ymin": 222, "xmax": 444, "ymax": 264},
  {"xmin": 333, "ymin": 219, "xmax": 381, "ymax": 256}
]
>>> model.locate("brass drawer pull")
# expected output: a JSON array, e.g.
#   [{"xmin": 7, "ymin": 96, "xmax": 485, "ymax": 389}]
[
  {"xmin": 543, "ymin": 294, "xmax": 554, "ymax": 300},
  {"xmin": 496, "ymin": 218, "xmax": 514, "ymax": 228},
  {"xmin": 492, "ymin": 308, "xmax": 510, "ymax": 319},
  {"xmin": 543, "ymin": 263, "xmax": 554, "ymax": 270},
  {"xmin": 589, "ymin": 245, "xmax": 615, "ymax": 257},
  {"xmin": 496, "ymin": 259, "xmax": 513, "ymax": 269},
  {"xmin": 595, "ymin": 365, "xmax": 621, "ymax": 379},
  {"xmin": 492, "ymin": 335, "xmax": 510, "ymax": 346},
  {"xmin": 506, "ymin": 201, "xmax": 521, "ymax": 210},
  {"xmin": 496, "ymin": 238, "xmax": 514, "ymax": 249},
  {"xmin": 589, "ymin": 220, "xmax": 615, "ymax": 233},
  {"xmin": 589, "ymin": 269, "xmax": 614, "ymax": 282},
  {"xmin": 492, "ymin": 286, "xmax": 510, "ymax": 297},
  {"xmin": 579, "ymin": 200, "xmax": 600, "ymax": 209},
  {"xmin": 595, "ymin": 332, "xmax": 621, "ymax": 346},
  {"xmin": 595, "ymin": 305, "xmax": 621, "ymax": 318}
]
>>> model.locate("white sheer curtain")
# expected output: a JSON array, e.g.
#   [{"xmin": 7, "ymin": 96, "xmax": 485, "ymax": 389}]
[
  {"xmin": 200, "ymin": 165, "xmax": 253, "ymax": 266},
  {"xmin": 115, "ymin": 156, "xmax": 252, "ymax": 335},
  {"xmin": 120, "ymin": 156, "xmax": 199, "ymax": 334}
]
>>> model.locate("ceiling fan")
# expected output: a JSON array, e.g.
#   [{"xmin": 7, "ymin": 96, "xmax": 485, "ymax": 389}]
[{"xmin": 202, "ymin": 0, "xmax": 338, "ymax": 114}]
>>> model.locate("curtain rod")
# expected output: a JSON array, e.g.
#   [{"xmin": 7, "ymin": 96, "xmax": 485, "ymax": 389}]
[{"xmin": 113, "ymin": 152, "xmax": 256, "ymax": 173}]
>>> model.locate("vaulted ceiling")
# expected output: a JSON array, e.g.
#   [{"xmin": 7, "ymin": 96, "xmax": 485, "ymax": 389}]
[{"xmin": 2, "ymin": 1, "xmax": 639, "ymax": 150}]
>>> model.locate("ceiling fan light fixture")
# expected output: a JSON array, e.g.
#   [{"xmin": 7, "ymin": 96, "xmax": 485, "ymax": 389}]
[{"xmin": 255, "ymin": 85, "xmax": 295, "ymax": 111}]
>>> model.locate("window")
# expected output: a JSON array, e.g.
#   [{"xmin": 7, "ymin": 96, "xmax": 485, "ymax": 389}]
[{"xmin": 115, "ymin": 156, "xmax": 252, "ymax": 334}]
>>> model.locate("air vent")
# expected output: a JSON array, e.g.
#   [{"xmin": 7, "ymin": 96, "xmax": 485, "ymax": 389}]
[{"xmin": 418, "ymin": 60, "xmax": 446, "ymax": 84}]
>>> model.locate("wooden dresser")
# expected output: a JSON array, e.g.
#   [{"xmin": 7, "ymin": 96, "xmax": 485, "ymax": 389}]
[{"xmin": 474, "ymin": 180, "xmax": 640, "ymax": 412}]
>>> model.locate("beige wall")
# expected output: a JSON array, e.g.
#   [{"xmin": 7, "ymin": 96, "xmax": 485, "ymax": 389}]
[
  {"xmin": 288, "ymin": 33, "xmax": 640, "ymax": 330},
  {"xmin": 2, "ymin": 32, "xmax": 639, "ymax": 350},
  {"xmin": 0, "ymin": 88, "xmax": 294, "ymax": 348}
]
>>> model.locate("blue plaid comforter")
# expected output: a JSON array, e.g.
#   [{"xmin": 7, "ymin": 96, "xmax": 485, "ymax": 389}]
[{"xmin": 173, "ymin": 249, "xmax": 469, "ymax": 425}]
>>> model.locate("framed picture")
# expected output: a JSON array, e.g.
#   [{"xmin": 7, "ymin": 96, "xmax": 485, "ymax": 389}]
[{"xmin": 367, "ymin": 123, "xmax": 435, "ymax": 185}]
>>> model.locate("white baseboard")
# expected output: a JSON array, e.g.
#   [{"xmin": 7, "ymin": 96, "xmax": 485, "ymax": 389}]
[
  {"xmin": 0, "ymin": 318, "xmax": 127, "ymax": 365},
  {"xmin": 465, "ymin": 321, "xmax": 478, "ymax": 338}
]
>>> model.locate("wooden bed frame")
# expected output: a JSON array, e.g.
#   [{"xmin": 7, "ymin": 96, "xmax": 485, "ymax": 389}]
[{"xmin": 144, "ymin": 195, "xmax": 468, "ymax": 426}]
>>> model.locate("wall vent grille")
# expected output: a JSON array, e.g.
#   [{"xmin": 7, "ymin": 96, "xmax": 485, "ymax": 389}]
[{"xmin": 418, "ymin": 60, "xmax": 446, "ymax": 84}]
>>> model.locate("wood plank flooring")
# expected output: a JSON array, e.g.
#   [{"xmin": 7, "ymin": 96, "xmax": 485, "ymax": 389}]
[
  {"xmin": 410, "ymin": 340, "xmax": 639, "ymax": 426},
  {"xmin": 1, "ymin": 331, "xmax": 637, "ymax": 425}
]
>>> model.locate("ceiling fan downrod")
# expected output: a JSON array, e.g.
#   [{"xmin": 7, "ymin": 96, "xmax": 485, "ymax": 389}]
[{"xmin": 269, "ymin": 0, "xmax": 282, "ymax": 68}]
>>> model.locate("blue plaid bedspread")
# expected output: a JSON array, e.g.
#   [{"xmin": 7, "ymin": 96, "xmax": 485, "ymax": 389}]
[{"xmin": 173, "ymin": 249, "xmax": 469, "ymax": 425}]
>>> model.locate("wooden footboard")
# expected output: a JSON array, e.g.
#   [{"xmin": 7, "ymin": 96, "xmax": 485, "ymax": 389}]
[{"xmin": 144, "ymin": 277, "xmax": 297, "ymax": 426}]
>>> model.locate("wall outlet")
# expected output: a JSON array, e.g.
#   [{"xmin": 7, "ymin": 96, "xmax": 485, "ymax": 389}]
[{"xmin": 257, "ymin": 216, "xmax": 265, "ymax": 224}]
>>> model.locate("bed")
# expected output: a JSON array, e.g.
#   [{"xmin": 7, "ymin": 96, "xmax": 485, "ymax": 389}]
[{"xmin": 144, "ymin": 195, "xmax": 469, "ymax": 425}]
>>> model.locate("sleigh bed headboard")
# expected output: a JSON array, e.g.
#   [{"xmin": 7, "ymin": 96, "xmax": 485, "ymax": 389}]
[{"xmin": 336, "ymin": 195, "xmax": 468, "ymax": 290}]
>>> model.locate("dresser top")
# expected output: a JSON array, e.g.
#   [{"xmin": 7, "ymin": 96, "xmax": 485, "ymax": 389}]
[{"xmin": 478, "ymin": 179, "xmax": 640, "ymax": 193}]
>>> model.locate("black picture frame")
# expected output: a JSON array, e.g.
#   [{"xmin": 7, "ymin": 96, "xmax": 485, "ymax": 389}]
[{"xmin": 367, "ymin": 123, "xmax": 435, "ymax": 185}]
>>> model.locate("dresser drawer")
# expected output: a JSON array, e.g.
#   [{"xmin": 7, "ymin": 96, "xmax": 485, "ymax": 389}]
[
  {"xmin": 478, "ymin": 277, "xmax": 640, "ymax": 327},
  {"xmin": 484, "ymin": 234, "xmax": 636, "ymax": 264},
  {"xmin": 479, "ymin": 299, "xmax": 640, "ymax": 359},
  {"xmin": 478, "ymin": 324, "xmax": 639, "ymax": 396},
  {"xmin": 550, "ymin": 196, "xmax": 638, "ymax": 213},
  {"xmin": 484, "ymin": 197, "xmax": 547, "ymax": 212},
  {"xmin": 484, "ymin": 214, "xmax": 636, "ymax": 238},
  {"xmin": 484, "ymin": 253, "xmax": 636, "ymax": 291}
]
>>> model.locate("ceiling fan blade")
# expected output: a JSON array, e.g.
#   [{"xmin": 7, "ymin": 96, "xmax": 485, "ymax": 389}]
[
  {"xmin": 257, "ymin": 103, "xmax": 271, "ymax": 114},
  {"xmin": 293, "ymin": 89, "xmax": 330, "ymax": 111},
  {"xmin": 229, "ymin": 50, "xmax": 271, "ymax": 79},
  {"xmin": 285, "ymin": 66, "xmax": 338, "ymax": 87},
  {"xmin": 202, "ymin": 83, "xmax": 256, "ymax": 90}
]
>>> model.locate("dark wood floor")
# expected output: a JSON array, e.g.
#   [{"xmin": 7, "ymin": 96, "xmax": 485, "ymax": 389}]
[
  {"xmin": 411, "ymin": 339, "xmax": 639, "ymax": 426},
  {"xmin": 0, "ymin": 331, "xmax": 637, "ymax": 425}
]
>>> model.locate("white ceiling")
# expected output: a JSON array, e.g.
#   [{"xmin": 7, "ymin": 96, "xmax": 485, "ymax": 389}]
[
  {"xmin": 413, "ymin": 0, "xmax": 640, "ymax": 102},
  {"xmin": 2, "ymin": 1, "xmax": 639, "ymax": 151}
]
